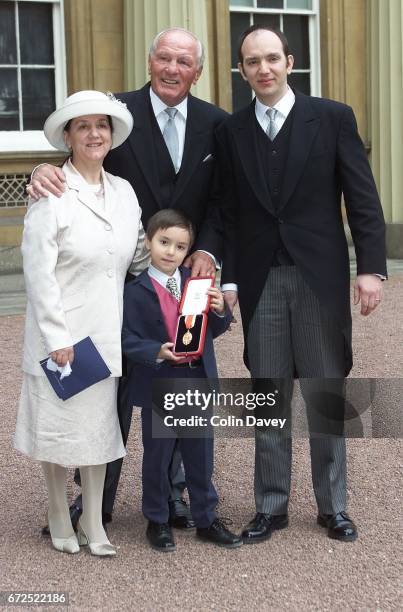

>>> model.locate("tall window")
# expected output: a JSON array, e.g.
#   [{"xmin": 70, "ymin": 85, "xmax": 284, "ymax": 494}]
[
  {"xmin": 0, "ymin": 0, "xmax": 66, "ymax": 150},
  {"xmin": 230, "ymin": 0, "xmax": 320, "ymax": 111}
]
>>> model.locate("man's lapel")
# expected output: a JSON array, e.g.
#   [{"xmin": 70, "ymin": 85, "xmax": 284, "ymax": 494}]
[
  {"xmin": 280, "ymin": 92, "xmax": 320, "ymax": 211},
  {"xmin": 172, "ymin": 95, "xmax": 211, "ymax": 205},
  {"xmin": 126, "ymin": 84, "xmax": 163, "ymax": 208},
  {"xmin": 232, "ymin": 102, "xmax": 275, "ymax": 214}
]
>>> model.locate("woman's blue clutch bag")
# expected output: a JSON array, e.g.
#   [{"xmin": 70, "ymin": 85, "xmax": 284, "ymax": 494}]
[{"xmin": 40, "ymin": 336, "xmax": 111, "ymax": 401}]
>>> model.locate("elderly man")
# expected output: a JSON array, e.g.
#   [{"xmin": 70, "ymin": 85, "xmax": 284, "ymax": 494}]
[
  {"xmin": 29, "ymin": 27, "xmax": 228, "ymax": 547},
  {"xmin": 217, "ymin": 25, "xmax": 386, "ymax": 543}
]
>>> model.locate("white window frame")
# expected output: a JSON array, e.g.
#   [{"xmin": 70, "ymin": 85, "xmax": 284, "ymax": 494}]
[
  {"xmin": 0, "ymin": 0, "xmax": 67, "ymax": 152},
  {"xmin": 230, "ymin": 0, "xmax": 321, "ymax": 105}
]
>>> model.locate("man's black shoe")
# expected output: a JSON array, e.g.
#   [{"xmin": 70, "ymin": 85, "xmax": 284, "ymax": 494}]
[
  {"xmin": 317, "ymin": 511, "xmax": 358, "ymax": 541},
  {"xmin": 196, "ymin": 518, "xmax": 242, "ymax": 549},
  {"xmin": 41, "ymin": 523, "xmax": 50, "ymax": 537},
  {"xmin": 146, "ymin": 521, "xmax": 176, "ymax": 552},
  {"xmin": 69, "ymin": 502, "xmax": 83, "ymax": 530},
  {"xmin": 41, "ymin": 504, "xmax": 111, "ymax": 536},
  {"xmin": 168, "ymin": 498, "xmax": 196, "ymax": 530},
  {"xmin": 241, "ymin": 513, "xmax": 289, "ymax": 543},
  {"xmin": 41, "ymin": 502, "xmax": 82, "ymax": 536},
  {"xmin": 102, "ymin": 512, "xmax": 112, "ymax": 525}
]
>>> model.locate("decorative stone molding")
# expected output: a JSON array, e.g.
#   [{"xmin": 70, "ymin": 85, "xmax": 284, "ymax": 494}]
[
  {"xmin": 64, "ymin": 0, "xmax": 124, "ymax": 93},
  {"xmin": 368, "ymin": 0, "xmax": 403, "ymax": 226}
]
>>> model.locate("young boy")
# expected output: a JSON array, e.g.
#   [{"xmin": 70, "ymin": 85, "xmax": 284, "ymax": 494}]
[{"xmin": 122, "ymin": 209, "xmax": 242, "ymax": 551}]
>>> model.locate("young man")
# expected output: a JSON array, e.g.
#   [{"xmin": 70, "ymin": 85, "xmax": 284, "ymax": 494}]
[
  {"xmin": 121, "ymin": 209, "xmax": 242, "ymax": 552},
  {"xmin": 218, "ymin": 26, "xmax": 386, "ymax": 543}
]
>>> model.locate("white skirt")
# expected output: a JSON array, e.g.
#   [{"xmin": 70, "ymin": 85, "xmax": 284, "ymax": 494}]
[{"xmin": 14, "ymin": 374, "xmax": 126, "ymax": 466}]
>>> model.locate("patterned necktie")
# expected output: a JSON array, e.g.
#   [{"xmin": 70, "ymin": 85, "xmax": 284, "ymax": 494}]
[
  {"xmin": 266, "ymin": 107, "xmax": 278, "ymax": 141},
  {"xmin": 166, "ymin": 277, "xmax": 181, "ymax": 301},
  {"xmin": 163, "ymin": 107, "xmax": 179, "ymax": 172}
]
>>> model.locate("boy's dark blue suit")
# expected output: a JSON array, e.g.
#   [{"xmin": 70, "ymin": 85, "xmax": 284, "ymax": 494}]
[
  {"xmin": 122, "ymin": 267, "xmax": 229, "ymax": 404},
  {"xmin": 122, "ymin": 266, "xmax": 232, "ymax": 526}
]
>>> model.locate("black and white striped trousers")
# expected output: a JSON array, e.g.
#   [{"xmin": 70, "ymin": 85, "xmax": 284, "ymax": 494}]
[{"xmin": 248, "ymin": 266, "xmax": 347, "ymax": 515}]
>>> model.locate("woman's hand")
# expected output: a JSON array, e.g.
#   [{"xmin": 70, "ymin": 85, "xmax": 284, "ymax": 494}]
[{"xmin": 50, "ymin": 346, "xmax": 74, "ymax": 367}]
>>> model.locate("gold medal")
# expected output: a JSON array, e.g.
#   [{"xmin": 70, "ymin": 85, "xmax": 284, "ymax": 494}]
[
  {"xmin": 182, "ymin": 315, "xmax": 196, "ymax": 346},
  {"xmin": 183, "ymin": 330, "xmax": 193, "ymax": 345}
]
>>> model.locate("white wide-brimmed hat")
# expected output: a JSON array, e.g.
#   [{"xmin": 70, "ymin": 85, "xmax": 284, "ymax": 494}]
[{"xmin": 43, "ymin": 90, "xmax": 133, "ymax": 151}]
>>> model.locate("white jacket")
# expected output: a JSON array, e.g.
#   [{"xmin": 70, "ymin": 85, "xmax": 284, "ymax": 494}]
[{"xmin": 21, "ymin": 160, "xmax": 147, "ymax": 376}]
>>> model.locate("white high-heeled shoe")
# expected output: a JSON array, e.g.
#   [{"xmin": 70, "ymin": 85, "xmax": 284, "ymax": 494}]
[
  {"xmin": 76, "ymin": 521, "xmax": 116, "ymax": 557},
  {"xmin": 51, "ymin": 534, "xmax": 80, "ymax": 554},
  {"xmin": 47, "ymin": 514, "xmax": 80, "ymax": 554}
]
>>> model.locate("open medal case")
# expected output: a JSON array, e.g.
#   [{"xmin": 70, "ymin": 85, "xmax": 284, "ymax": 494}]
[{"xmin": 173, "ymin": 276, "xmax": 215, "ymax": 357}]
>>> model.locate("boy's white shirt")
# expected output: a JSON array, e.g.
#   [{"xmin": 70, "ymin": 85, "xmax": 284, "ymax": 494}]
[{"xmin": 148, "ymin": 263, "xmax": 181, "ymax": 289}]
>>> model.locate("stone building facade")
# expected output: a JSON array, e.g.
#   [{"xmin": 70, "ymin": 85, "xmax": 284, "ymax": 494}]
[{"xmin": 0, "ymin": 0, "xmax": 401, "ymax": 255}]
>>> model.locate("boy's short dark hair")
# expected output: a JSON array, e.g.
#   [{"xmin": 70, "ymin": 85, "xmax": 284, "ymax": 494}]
[
  {"xmin": 237, "ymin": 25, "xmax": 291, "ymax": 65},
  {"xmin": 146, "ymin": 209, "xmax": 194, "ymax": 247}
]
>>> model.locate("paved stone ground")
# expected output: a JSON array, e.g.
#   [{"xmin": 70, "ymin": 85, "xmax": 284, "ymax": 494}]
[{"xmin": 0, "ymin": 276, "xmax": 402, "ymax": 611}]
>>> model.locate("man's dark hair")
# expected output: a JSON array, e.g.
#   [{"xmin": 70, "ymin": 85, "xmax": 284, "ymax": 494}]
[
  {"xmin": 237, "ymin": 25, "xmax": 291, "ymax": 65},
  {"xmin": 146, "ymin": 209, "xmax": 194, "ymax": 247}
]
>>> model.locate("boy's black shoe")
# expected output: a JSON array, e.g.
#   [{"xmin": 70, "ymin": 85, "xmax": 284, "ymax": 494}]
[
  {"xmin": 196, "ymin": 518, "xmax": 243, "ymax": 549},
  {"xmin": 146, "ymin": 521, "xmax": 176, "ymax": 552}
]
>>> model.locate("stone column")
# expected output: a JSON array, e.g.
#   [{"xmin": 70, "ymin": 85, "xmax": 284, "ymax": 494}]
[
  {"xmin": 368, "ymin": 0, "xmax": 403, "ymax": 256},
  {"xmin": 205, "ymin": 0, "xmax": 231, "ymax": 111},
  {"xmin": 320, "ymin": 0, "xmax": 367, "ymax": 144},
  {"xmin": 64, "ymin": 0, "xmax": 95, "ymax": 91},
  {"xmin": 64, "ymin": 0, "xmax": 124, "ymax": 93}
]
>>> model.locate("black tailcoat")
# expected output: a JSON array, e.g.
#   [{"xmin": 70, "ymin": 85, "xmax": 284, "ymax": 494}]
[{"xmin": 218, "ymin": 92, "xmax": 386, "ymax": 374}]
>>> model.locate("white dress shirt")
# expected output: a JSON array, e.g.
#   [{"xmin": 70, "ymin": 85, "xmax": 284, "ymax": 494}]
[
  {"xmin": 148, "ymin": 263, "xmax": 181, "ymax": 292},
  {"xmin": 254, "ymin": 86, "xmax": 295, "ymax": 134}
]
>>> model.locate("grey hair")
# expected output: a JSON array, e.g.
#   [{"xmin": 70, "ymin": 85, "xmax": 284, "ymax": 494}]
[{"xmin": 149, "ymin": 27, "xmax": 205, "ymax": 69}]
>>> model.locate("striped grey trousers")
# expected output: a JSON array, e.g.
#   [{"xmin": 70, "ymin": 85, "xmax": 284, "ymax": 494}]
[{"xmin": 248, "ymin": 266, "xmax": 347, "ymax": 515}]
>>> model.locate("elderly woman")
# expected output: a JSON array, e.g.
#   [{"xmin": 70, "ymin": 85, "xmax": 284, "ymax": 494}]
[{"xmin": 14, "ymin": 91, "xmax": 147, "ymax": 556}]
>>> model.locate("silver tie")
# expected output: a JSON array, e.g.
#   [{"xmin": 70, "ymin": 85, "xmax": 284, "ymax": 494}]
[
  {"xmin": 166, "ymin": 277, "xmax": 181, "ymax": 301},
  {"xmin": 266, "ymin": 107, "xmax": 278, "ymax": 141},
  {"xmin": 163, "ymin": 107, "xmax": 179, "ymax": 172}
]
